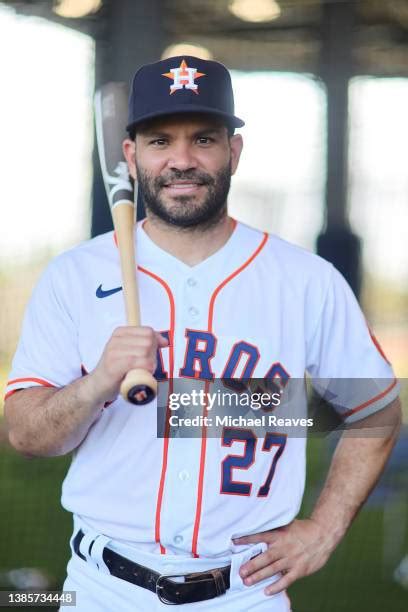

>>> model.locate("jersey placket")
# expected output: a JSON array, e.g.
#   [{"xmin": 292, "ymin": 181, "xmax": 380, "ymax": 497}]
[{"xmin": 158, "ymin": 268, "xmax": 212, "ymax": 555}]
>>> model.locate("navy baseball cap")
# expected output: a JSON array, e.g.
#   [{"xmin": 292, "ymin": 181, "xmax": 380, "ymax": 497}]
[{"xmin": 126, "ymin": 56, "xmax": 245, "ymax": 134}]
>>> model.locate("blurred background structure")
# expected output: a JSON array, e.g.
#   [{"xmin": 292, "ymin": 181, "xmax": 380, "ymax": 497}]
[{"xmin": 0, "ymin": 1, "xmax": 407, "ymax": 611}]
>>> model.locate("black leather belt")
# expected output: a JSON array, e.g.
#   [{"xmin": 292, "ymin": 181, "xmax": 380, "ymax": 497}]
[{"xmin": 73, "ymin": 530, "xmax": 231, "ymax": 605}]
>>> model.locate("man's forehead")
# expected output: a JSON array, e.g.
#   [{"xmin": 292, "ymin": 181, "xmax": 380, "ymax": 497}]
[{"xmin": 137, "ymin": 113, "xmax": 228, "ymax": 135}]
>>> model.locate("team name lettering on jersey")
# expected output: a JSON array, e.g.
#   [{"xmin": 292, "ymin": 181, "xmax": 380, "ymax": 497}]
[
  {"xmin": 179, "ymin": 330, "xmax": 216, "ymax": 380},
  {"xmin": 221, "ymin": 341, "xmax": 260, "ymax": 391},
  {"xmin": 156, "ymin": 329, "xmax": 290, "ymax": 383}
]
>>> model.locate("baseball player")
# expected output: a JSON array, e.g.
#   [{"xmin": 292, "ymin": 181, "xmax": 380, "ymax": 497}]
[{"xmin": 4, "ymin": 56, "xmax": 401, "ymax": 611}]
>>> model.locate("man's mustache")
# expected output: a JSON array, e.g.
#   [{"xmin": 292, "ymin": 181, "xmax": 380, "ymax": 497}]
[{"xmin": 156, "ymin": 170, "xmax": 214, "ymax": 187}]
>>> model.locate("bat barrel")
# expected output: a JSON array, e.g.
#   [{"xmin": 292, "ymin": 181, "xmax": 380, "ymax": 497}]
[{"xmin": 95, "ymin": 82, "xmax": 157, "ymax": 406}]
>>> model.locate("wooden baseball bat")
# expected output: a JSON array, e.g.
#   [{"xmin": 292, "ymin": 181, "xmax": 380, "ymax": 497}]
[{"xmin": 94, "ymin": 82, "xmax": 157, "ymax": 405}]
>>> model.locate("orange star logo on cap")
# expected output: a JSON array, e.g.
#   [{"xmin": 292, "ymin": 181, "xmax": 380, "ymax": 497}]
[{"xmin": 162, "ymin": 59, "xmax": 206, "ymax": 95}]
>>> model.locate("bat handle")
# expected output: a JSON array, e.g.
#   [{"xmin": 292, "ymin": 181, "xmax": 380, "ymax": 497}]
[
  {"xmin": 111, "ymin": 203, "xmax": 157, "ymax": 406},
  {"xmin": 120, "ymin": 369, "xmax": 158, "ymax": 405}
]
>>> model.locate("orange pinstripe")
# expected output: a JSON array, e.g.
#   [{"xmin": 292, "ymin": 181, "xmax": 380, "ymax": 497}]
[
  {"xmin": 138, "ymin": 265, "xmax": 175, "ymax": 555},
  {"xmin": 191, "ymin": 231, "xmax": 269, "ymax": 557}
]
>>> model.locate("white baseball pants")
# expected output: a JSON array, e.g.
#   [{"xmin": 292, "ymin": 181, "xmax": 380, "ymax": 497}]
[{"xmin": 61, "ymin": 524, "xmax": 292, "ymax": 611}]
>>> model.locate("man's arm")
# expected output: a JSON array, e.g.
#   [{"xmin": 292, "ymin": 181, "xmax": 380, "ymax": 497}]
[
  {"xmin": 234, "ymin": 397, "xmax": 402, "ymax": 596},
  {"xmin": 5, "ymin": 381, "xmax": 103, "ymax": 457},
  {"xmin": 4, "ymin": 326, "xmax": 167, "ymax": 457}
]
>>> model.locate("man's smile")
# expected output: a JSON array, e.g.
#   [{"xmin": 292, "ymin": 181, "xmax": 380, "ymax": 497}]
[{"xmin": 162, "ymin": 181, "xmax": 205, "ymax": 196}]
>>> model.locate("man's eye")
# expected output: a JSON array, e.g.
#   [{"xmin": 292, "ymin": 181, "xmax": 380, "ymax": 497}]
[
  {"xmin": 197, "ymin": 136, "xmax": 213, "ymax": 145},
  {"xmin": 150, "ymin": 138, "xmax": 168, "ymax": 146}
]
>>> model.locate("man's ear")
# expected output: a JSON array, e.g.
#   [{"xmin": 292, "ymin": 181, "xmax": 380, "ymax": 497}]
[
  {"xmin": 230, "ymin": 134, "xmax": 243, "ymax": 175},
  {"xmin": 122, "ymin": 138, "xmax": 137, "ymax": 180}
]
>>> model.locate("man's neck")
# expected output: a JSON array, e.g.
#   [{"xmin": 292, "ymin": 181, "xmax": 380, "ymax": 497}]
[{"xmin": 142, "ymin": 214, "xmax": 235, "ymax": 267}]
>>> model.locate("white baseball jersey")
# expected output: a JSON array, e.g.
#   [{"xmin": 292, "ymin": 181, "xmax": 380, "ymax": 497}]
[{"xmin": 6, "ymin": 220, "xmax": 398, "ymax": 560}]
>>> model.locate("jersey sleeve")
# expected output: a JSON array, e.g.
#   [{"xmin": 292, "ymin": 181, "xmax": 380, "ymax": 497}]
[
  {"xmin": 5, "ymin": 257, "xmax": 82, "ymax": 400},
  {"xmin": 306, "ymin": 265, "xmax": 399, "ymax": 423}
]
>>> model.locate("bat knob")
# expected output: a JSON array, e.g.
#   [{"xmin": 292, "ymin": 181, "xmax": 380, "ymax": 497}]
[
  {"xmin": 127, "ymin": 384, "xmax": 156, "ymax": 405},
  {"xmin": 120, "ymin": 369, "xmax": 158, "ymax": 405}
]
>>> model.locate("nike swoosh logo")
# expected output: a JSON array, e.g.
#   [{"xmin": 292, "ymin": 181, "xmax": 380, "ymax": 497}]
[{"xmin": 96, "ymin": 284, "xmax": 123, "ymax": 298}]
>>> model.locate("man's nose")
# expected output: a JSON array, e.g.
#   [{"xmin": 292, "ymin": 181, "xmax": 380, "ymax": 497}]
[{"xmin": 167, "ymin": 142, "xmax": 197, "ymax": 171}]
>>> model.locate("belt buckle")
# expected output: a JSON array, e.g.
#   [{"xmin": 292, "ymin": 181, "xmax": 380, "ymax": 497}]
[{"xmin": 156, "ymin": 574, "xmax": 183, "ymax": 605}]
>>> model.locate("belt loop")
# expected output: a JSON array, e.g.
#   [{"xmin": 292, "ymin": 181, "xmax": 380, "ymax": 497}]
[
  {"xmin": 210, "ymin": 568, "xmax": 227, "ymax": 596},
  {"xmin": 79, "ymin": 532, "xmax": 98, "ymax": 567},
  {"xmin": 89, "ymin": 534, "xmax": 112, "ymax": 574}
]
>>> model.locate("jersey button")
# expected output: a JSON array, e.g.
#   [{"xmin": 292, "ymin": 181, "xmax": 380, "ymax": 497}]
[
  {"xmin": 178, "ymin": 470, "xmax": 190, "ymax": 481},
  {"xmin": 174, "ymin": 535, "xmax": 184, "ymax": 545},
  {"xmin": 188, "ymin": 306, "xmax": 199, "ymax": 318},
  {"xmin": 187, "ymin": 277, "xmax": 197, "ymax": 287}
]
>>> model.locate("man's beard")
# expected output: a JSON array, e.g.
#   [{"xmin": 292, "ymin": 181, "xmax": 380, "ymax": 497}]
[{"xmin": 136, "ymin": 163, "xmax": 232, "ymax": 229}]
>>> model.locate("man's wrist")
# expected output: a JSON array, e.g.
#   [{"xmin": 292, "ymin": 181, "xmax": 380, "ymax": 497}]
[
  {"xmin": 76, "ymin": 369, "xmax": 115, "ymax": 409},
  {"xmin": 308, "ymin": 509, "xmax": 349, "ymax": 553}
]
